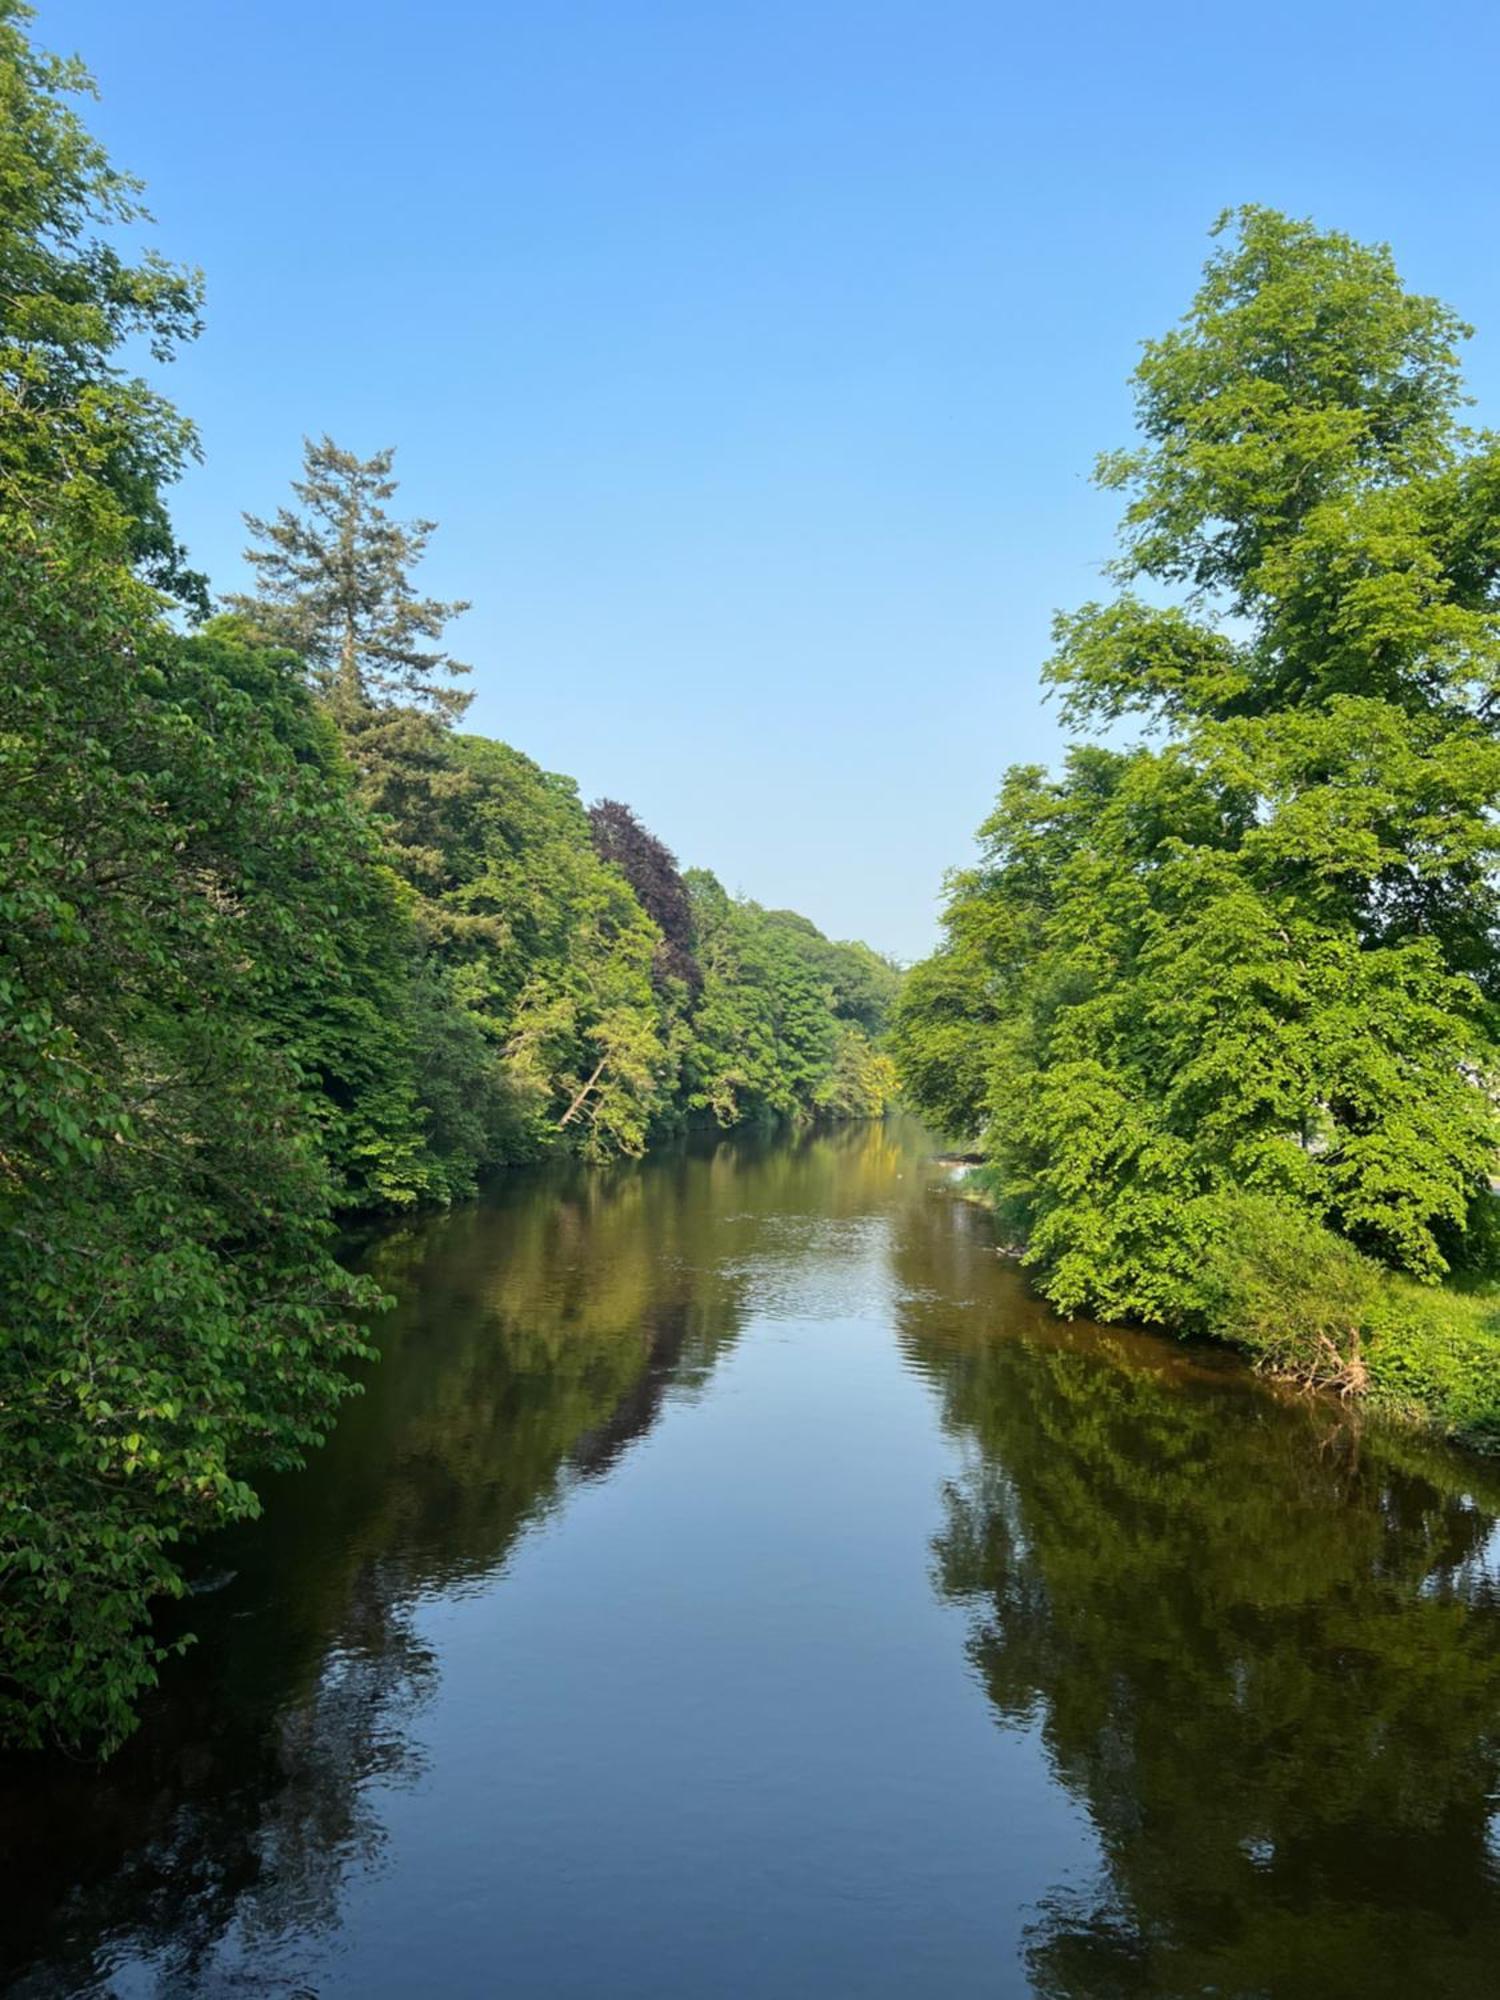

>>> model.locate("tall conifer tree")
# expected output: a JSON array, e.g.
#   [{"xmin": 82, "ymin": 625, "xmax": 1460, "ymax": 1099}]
[
  {"xmin": 230, "ymin": 436, "xmax": 471, "ymax": 719},
  {"xmin": 231, "ymin": 438, "xmax": 476, "ymax": 893}
]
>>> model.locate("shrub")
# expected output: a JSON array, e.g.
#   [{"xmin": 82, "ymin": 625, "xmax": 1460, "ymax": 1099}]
[
  {"xmin": 1199, "ymin": 1195, "xmax": 1382, "ymax": 1395},
  {"xmin": 1200, "ymin": 1193, "xmax": 1500, "ymax": 1448}
]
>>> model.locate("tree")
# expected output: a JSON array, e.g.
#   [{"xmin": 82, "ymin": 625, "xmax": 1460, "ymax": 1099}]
[
  {"xmin": 229, "ymin": 435, "xmax": 471, "ymax": 720},
  {"xmin": 0, "ymin": 0, "xmax": 203, "ymax": 599},
  {"xmin": 895, "ymin": 208, "xmax": 1500, "ymax": 1346},
  {"xmin": 0, "ymin": 8, "xmax": 387, "ymax": 1750},
  {"xmin": 440, "ymin": 741, "xmax": 672, "ymax": 1159},
  {"xmin": 178, "ymin": 618, "xmax": 505, "ymax": 1209},
  {"xmin": 0, "ymin": 530, "xmax": 385, "ymax": 1751},
  {"xmin": 587, "ymin": 798, "xmax": 702, "ymax": 993},
  {"xmin": 760, "ymin": 909, "xmax": 903, "ymax": 1036}
]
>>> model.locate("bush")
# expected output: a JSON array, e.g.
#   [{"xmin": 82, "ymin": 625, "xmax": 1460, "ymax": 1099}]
[
  {"xmin": 1199, "ymin": 1195, "xmax": 1382, "ymax": 1395},
  {"xmin": 1201, "ymin": 1194, "xmax": 1500, "ymax": 1449}
]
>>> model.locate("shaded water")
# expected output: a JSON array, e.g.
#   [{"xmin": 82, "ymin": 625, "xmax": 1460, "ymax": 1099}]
[{"xmin": 5, "ymin": 1118, "xmax": 1500, "ymax": 1998}]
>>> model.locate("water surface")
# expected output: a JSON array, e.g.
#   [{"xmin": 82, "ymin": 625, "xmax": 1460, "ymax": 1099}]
[{"xmin": 5, "ymin": 1119, "xmax": 1500, "ymax": 1997}]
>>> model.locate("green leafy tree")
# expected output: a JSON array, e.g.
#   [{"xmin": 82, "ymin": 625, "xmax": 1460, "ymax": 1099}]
[
  {"xmin": 175, "ymin": 618, "xmax": 504, "ymax": 1209},
  {"xmin": 0, "ymin": 0, "xmax": 203, "ymax": 601},
  {"xmin": 0, "ymin": 8, "xmax": 391, "ymax": 1750},
  {"xmin": 0, "ymin": 533, "xmax": 385, "ymax": 1750},
  {"xmin": 814, "ymin": 1022, "xmax": 901, "ymax": 1120},
  {"xmin": 439, "ymin": 739, "xmax": 672, "ymax": 1159},
  {"xmin": 896, "ymin": 208, "xmax": 1500, "ymax": 1366},
  {"xmin": 761, "ymin": 910, "xmax": 903, "ymax": 1036}
]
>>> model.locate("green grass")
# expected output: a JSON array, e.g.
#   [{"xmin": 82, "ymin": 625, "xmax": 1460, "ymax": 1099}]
[
  {"xmin": 1198, "ymin": 1196, "xmax": 1500, "ymax": 1452},
  {"xmin": 1363, "ymin": 1280, "xmax": 1500, "ymax": 1452}
]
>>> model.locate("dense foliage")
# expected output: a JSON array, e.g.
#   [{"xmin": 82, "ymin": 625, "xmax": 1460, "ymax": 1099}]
[
  {"xmin": 0, "ymin": 5, "xmax": 897, "ymax": 1753},
  {"xmin": 0, "ymin": 10, "xmax": 378, "ymax": 1748},
  {"xmin": 683, "ymin": 873, "xmax": 900, "ymax": 1125},
  {"xmin": 894, "ymin": 208, "xmax": 1500, "ymax": 1439}
]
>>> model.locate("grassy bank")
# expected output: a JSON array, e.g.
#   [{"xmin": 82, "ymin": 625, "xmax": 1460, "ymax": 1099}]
[
  {"xmin": 1204, "ymin": 1195, "xmax": 1500, "ymax": 1453},
  {"xmin": 959, "ymin": 1172, "xmax": 1500, "ymax": 1454}
]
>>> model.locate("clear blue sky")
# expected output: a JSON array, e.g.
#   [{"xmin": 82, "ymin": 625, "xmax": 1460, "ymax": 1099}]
[{"xmin": 40, "ymin": 0, "xmax": 1500, "ymax": 960}]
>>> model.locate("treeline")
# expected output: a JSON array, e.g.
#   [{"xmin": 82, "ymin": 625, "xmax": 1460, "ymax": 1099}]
[
  {"xmin": 895, "ymin": 207, "xmax": 1500, "ymax": 1446},
  {"xmin": 0, "ymin": 6, "xmax": 896, "ymax": 1752}
]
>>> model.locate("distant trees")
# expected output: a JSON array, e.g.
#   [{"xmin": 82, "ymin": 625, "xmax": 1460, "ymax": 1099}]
[
  {"xmin": 682, "ymin": 873, "xmax": 899, "ymax": 1126},
  {"xmin": 445, "ymin": 741, "xmax": 669, "ymax": 1159},
  {"xmin": 894, "ymin": 208, "xmax": 1500, "ymax": 1418},
  {"xmin": 225, "ymin": 424, "xmax": 904, "ymax": 1168}
]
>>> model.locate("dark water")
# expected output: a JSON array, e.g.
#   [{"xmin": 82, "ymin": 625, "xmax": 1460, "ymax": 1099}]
[{"xmin": 5, "ymin": 1120, "xmax": 1500, "ymax": 1999}]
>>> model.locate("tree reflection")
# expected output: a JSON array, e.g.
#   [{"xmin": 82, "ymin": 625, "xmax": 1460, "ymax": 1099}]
[
  {"xmin": 0, "ymin": 1133, "xmax": 806, "ymax": 1994},
  {"xmin": 14, "ymin": 1126, "xmax": 1492, "ymax": 1999},
  {"xmin": 894, "ymin": 1196, "xmax": 1500, "ymax": 2000}
]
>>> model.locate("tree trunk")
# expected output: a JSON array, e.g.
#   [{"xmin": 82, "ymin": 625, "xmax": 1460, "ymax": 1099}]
[
  {"xmin": 335, "ymin": 608, "xmax": 361, "ymax": 712},
  {"xmin": 558, "ymin": 1057, "xmax": 607, "ymax": 1129}
]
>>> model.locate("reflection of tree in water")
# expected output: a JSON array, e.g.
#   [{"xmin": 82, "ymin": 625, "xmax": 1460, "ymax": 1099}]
[
  {"xmin": 894, "ymin": 1197, "xmax": 1500, "ymax": 2000},
  {"xmin": 91, "ymin": 1606, "xmax": 438, "ymax": 2000},
  {"xmin": 3, "ymin": 1131, "xmax": 831, "ymax": 1996}
]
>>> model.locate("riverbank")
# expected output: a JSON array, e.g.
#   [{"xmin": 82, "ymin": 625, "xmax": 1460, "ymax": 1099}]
[{"xmin": 950, "ymin": 1166, "xmax": 1500, "ymax": 1453}]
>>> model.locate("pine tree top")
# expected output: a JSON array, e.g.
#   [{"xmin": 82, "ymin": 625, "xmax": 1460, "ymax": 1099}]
[{"xmin": 228, "ymin": 434, "xmax": 472, "ymax": 718}]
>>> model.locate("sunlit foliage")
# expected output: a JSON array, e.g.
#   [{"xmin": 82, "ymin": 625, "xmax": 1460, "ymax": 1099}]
[{"xmin": 895, "ymin": 209, "xmax": 1500, "ymax": 1432}]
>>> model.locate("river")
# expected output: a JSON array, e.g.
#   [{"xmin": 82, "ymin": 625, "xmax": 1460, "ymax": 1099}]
[{"xmin": 4, "ymin": 1118, "xmax": 1500, "ymax": 1997}]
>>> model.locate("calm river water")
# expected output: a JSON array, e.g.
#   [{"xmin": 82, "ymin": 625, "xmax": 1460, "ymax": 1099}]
[{"xmin": 5, "ymin": 1118, "xmax": 1500, "ymax": 1997}]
